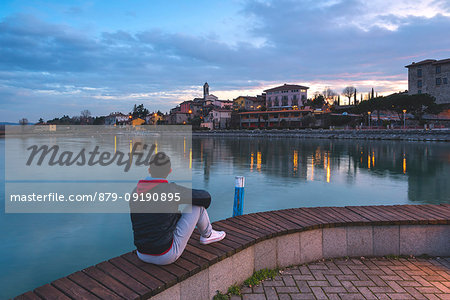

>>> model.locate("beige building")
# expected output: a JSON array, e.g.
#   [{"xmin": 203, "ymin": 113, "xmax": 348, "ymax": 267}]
[
  {"xmin": 265, "ymin": 84, "xmax": 309, "ymax": 109},
  {"xmin": 405, "ymin": 58, "xmax": 450, "ymax": 104}
]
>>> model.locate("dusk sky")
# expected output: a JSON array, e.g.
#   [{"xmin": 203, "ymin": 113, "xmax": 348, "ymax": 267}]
[{"xmin": 1, "ymin": 0, "xmax": 450, "ymax": 122}]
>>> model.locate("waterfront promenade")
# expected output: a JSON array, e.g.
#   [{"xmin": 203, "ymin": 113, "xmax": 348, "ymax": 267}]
[
  {"xmin": 15, "ymin": 204, "xmax": 449, "ymax": 299},
  {"xmin": 237, "ymin": 257, "xmax": 450, "ymax": 300}
]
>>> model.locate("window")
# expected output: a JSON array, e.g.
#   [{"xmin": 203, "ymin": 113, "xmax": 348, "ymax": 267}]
[
  {"xmin": 282, "ymin": 90, "xmax": 288, "ymax": 93},
  {"xmin": 291, "ymin": 89, "xmax": 298, "ymax": 92},
  {"xmin": 418, "ymin": 90, "xmax": 422, "ymax": 94},
  {"xmin": 282, "ymin": 96, "xmax": 288, "ymax": 106},
  {"xmin": 436, "ymin": 66, "xmax": 441, "ymax": 74},
  {"xmin": 417, "ymin": 80, "xmax": 422, "ymax": 88},
  {"xmin": 436, "ymin": 78, "xmax": 441, "ymax": 85},
  {"xmin": 444, "ymin": 78, "xmax": 448, "ymax": 84},
  {"xmin": 417, "ymin": 69, "xmax": 422, "ymax": 77}
]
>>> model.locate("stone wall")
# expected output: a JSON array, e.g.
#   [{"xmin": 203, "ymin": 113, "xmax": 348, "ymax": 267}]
[{"xmin": 193, "ymin": 129, "xmax": 450, "ymax": 141}]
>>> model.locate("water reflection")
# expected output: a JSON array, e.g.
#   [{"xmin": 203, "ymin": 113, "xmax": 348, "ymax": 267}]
[
  {"xmin": 192, "ymin": 137, "xmax": 450, "ymax": 205},
  {"xmin": 0, "ymin": 137, "xmax": 449, "ymax": 299}
]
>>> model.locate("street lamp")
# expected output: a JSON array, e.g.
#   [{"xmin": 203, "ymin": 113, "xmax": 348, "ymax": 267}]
[
  {"xmin": 402, "ymin": 109, "xmax": 406, "ymax": 129},
  {"xmin": 368, "ymin": 111, "xmax": 371, "ymax": 128}
]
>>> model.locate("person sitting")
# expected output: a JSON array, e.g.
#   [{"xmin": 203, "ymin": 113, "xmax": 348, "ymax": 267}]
[{"xmin": 129, "ymin": 152, "xmax": 226, "ymax": 265}]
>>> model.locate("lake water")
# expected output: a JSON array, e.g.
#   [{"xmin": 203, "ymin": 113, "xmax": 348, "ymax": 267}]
[{"xmin": 1, "ymin": 136, "xmax": 449, "ymax": 298}]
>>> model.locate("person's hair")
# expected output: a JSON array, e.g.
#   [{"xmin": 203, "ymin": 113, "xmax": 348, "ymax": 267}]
[{"xmin": 149, "ymin": 152, "xmax": 171, "ymax": 178}]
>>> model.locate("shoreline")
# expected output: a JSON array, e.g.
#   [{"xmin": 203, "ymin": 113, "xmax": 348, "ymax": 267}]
[{"xmin": 193, "ymin": 128, "xmax": 450, "ymax": 142}]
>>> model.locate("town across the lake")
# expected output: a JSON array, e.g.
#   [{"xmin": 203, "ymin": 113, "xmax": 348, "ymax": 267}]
[{"xmin": 32, "ymin": 58, "xmax": 450, "ymax": 130}]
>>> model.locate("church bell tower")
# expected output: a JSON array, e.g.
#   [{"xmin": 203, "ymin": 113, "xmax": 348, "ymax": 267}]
[{"xmin": 203, "ymin": 82, "xmax": 209, "ymax": 99}]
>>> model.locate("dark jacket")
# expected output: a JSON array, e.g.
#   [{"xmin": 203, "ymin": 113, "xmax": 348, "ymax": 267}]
[{"xmin": 129, "ymin": 179, "xmax": 211, "ymax": 255}]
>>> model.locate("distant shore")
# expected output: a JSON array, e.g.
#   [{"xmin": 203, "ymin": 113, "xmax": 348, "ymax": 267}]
[
  {"xmin": 2, "ymin": 127, "xmax": 449, "ymax": 142},
  {"xmin": 193, "ymin": 128, "xmax": 450, "ymax": 142}
]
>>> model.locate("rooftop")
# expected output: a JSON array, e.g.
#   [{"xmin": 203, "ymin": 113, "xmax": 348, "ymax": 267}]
[
  {"xmin": 264, "ymin": 84, "xmax": 309, "ymax": 93},
  {"xmin": 239, "ymin": 108, "xmax": 314, "ymax": 114},
  {"xmin": 405, "ymin": 58, "xmax": 450, "ymax": 68},
  {"xmin": 235, "ymin": 96, "xmax": 258, "ymax": 100}
]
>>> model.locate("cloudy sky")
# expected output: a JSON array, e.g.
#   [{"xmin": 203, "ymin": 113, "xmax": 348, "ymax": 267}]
[{"xmin": 1, "ymin": 0, "xmax": 449, "ymax": 122}]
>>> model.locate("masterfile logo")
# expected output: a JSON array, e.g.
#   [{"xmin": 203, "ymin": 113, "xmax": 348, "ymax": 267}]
[{"xmin": 4, "ymin": 125, "xmax": 192, "ymax": 213}]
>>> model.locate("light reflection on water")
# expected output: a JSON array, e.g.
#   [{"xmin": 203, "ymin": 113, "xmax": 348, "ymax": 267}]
[{"xmin": 0, "ymin": 137, "xmax": 449, "ymax": 298}]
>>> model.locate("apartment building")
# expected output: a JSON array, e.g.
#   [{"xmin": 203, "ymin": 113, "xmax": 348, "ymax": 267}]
[{"xmin": 265, "ymin": 84, "xmax": 309, "ymax": 109}]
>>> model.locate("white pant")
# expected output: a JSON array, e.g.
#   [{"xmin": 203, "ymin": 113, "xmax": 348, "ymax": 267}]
[{"xmin": 137, "ymin": 205, "xmax": 212, "ymax": 265}]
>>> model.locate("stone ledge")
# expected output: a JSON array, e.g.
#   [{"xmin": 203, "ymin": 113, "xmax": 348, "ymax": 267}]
[{"xmin": 15, "ymin": 204, "xmax": 450, "ymax": 300}]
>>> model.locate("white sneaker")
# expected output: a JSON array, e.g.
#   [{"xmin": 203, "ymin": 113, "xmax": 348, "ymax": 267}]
[{"xmin": 200, "ymin": 229, "xmax": 226, "ymax": 245}]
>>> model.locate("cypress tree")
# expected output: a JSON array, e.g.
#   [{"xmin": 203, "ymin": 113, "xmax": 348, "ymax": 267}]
[
  {"xmin": 354, "ymin": 89, "xmax": 357, "ymax": 105},
  {"xmin": 371, "ymin": 88, "xmax": 374, "ymax": 99}
]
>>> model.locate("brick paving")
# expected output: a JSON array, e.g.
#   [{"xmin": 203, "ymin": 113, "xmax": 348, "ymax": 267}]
[{"xmin": 233, "ymin": 257, "xmax": 450, "ymax": 300}]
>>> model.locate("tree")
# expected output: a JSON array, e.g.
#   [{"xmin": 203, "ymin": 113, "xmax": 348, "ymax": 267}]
[
  {"xmin": 342, "ymin": 86, "xmax": 356, "ymax": 104},
  {"xmin": 386, "ymin": 93, "xmax": 441, "ymax": 121},
  {"xmin": 353, "ymin": 89, "xmax": 357, "ymax": 106},
  {"xmin": 323, "ymin": 88, "xmax": 337, "ymax": 99},
  {"xmin": 19, "ymin": 118, "xmax": 28, "ymax": 125},
  {"xmin": 190, "ymin": 116, "xmax": 202, "ymax": 128},
  {"xmin": 93, "ymin": 116, "xmax": 105, "ymax": 125},
  {"xmin": 131, "ymin": 104, "xmax": 149, "ymax": 119},
  {"xmin": 81, "ymin": 110, "xmax": 91, "ymax": 119},
  {"xmin": 38, "ymin": 118, "xmax": 44, "ymax": 124},
  {"xmin": 313, "ymin": 91, "xmax": 322, "ymax": 99},
  {"xmin": 80, "ymin": 110, "xmax": 92, "ymax": 125},
  {"xmin": 371, "ymin": 88, "xmax": 375, "ymax": 100},
  {"xmin": 311, "ymin": 95, "xmax": 326, "ymax": 108},
  {"xmin": 355, "ymin": 93, "xmax": 442, "ymax": 122}
]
